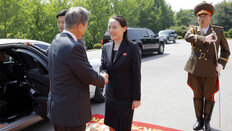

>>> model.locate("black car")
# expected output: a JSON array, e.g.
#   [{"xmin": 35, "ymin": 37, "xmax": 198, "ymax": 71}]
[
  {"xmin": 0, "ymin": 39, "xmax": 105, "ymax": 130},
  {"xmin": 158, "ymin": 30, "xmax": 177, "ymax": 43},
  {"xmin": 102, "ymin": 28, "xmax": 165, "ymax": 55}
]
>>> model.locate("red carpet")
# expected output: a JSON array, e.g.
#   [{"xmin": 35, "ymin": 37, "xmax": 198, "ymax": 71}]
[{"xmin": 86, "ymin": 114, "xmax": 182, "ymax": 131}]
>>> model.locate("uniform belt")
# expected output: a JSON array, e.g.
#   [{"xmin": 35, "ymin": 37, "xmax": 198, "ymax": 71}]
[{"xmin": 191, "ymin": 52, "xmax": 215, "ymax": 59}]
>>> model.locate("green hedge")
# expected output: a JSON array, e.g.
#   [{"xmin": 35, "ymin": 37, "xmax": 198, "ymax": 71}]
[
  {"xmin": 224, "ymin": 31, "xmax": 228, "ymax": 37},
  {"xmin": 177, "ymin": 35, "xmax": 183, "ymax": 39},
  {"xmin": 228, "ymin": 28, "xmax": 232, "ymax": 38},
  {"xmin": 167, "ymin": 25, "xmax": 188, "ymax": 38},
  {"xmin": 93, "ymin": 43, "xmax": 102, "ymax": 49}
]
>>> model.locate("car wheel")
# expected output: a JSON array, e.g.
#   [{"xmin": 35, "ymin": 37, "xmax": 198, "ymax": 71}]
[
  {"xmin": 158, "ymin": 43, "xmax": 164, "ymax": 54},
  {"xmin": 173, "ymin": 40, "xmax": 176, "ymax": 43},
  {"xmin": 92, "ymin": 87, "xmax": 105, "ymax": 103}
]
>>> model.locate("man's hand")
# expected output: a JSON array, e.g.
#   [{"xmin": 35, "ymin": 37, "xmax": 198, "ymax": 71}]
[
  {"xmin": 216, "ymin": 63, "xmax": 223, "ymax": 73},
  {"xmin": 132, "ymin": 100, "xmax": 141, "ymax": 110},
  {"xmin": 203, "ymin": 32, "xmax": 218, "ymax": 43},
  {"xmin": 100, "ymin": 73, "xmax": 109, "ymax": 85},
  {"xmin": 24, "ymin": 42, "xmax": 34, "ymax": 46}
]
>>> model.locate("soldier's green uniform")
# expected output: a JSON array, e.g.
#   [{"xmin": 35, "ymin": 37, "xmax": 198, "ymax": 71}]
[{"xmin": 184, "ymin": 2, "xmax": 230, "ymax": 131}]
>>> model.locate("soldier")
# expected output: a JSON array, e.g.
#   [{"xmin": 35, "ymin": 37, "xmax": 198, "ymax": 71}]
[{"xmin": 184, "ymin": 2, "xmax": 230, "ymax": 131}]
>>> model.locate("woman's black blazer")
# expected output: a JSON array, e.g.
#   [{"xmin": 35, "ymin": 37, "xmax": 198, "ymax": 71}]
[{"xmin": 100, "ymin": 39, "xmax": 141, "ymax": 100}]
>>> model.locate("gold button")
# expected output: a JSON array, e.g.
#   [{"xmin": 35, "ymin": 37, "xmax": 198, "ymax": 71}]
[
  {"xmin": 199, "ymin": 50, "xmax": 202, "ymax": 52},
  {"xmin": 205, "ymin": 58, "xmax": 207, "ymax": 60},
  {"xmin": 206, "ymin": 50, "xmax": 209, "ymax": 52}
]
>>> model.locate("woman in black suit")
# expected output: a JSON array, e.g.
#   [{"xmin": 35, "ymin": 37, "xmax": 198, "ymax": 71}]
[{"xmin": 100, "ymin": 15, "xmax": 141, "ymax": 131}]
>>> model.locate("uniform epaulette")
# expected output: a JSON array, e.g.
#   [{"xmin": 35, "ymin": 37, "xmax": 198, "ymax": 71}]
[{"xmin": 212, "ymin": 25, "xmax": 224, "ymax": 29}]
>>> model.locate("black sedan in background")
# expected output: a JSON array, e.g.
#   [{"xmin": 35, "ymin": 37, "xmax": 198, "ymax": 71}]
[{"xmin": 102, "ymin": 28, "xmax": 165, "ymax": 55}]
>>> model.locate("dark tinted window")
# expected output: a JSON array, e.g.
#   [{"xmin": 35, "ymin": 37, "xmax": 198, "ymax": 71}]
[
  {"xmin": 147, "ymin": 29, "xmax": 155, "ymax": 38},
  {"xmin": 171, "ymin": 32, "xmax": 176, "ymax": 35},
  {"xmin": 128, "ymin": 29, "xmax": 149, "ymax": 40},
  {"xmin": 128, "ymin": 29, "xmax": 140, "ymax": 40}
]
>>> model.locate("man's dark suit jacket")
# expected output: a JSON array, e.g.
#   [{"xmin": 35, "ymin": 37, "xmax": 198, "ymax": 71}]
[
  {"xmin": 47, "ymin": 33, "xmax": 104, "ymax": 127},
  {"xmin": 100, "ymin": 39, "xmax": 141, "ymax": 100}
]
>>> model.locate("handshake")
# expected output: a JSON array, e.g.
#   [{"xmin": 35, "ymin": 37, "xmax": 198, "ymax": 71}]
[
  {"xmin": 100, "ymin": 73, "xmax": 109, "ymax": 85},
  {"xmin": 203, "ymin": 32, "xmax": 218, "ymax": 43}
]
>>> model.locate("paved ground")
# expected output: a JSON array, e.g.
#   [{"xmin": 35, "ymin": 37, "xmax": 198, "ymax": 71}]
[{"xmin": 24, "ymin": 39, "xmax": 232, "ymax": 131}]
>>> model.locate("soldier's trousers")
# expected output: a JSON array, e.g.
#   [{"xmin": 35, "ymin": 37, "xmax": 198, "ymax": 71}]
[
  {"xmin": 187, "ymin": 73, "xmax": 219, "ymax": 101},
  {"xmin": 187, "ymin": 73, "xmax": 219, "ymax": 120}
]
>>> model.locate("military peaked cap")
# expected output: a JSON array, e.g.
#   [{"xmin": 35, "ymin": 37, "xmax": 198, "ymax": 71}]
[{"xmin": 194, "ymin": 3, "xmax": 215, "ymax": 16}]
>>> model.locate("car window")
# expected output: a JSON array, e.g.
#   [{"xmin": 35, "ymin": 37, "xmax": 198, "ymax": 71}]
[
  {"xmin": 171, "ymin": 32, "xmax": 176, "ymax": 35},
  {"xmin": 147, "ymin": 30, "xmax": 155, "ymax": 38},
  {"xmin": 140, "ymin": 30, "xmax": 149, "ymax": 38},
  {"xmin": 6, "ymin": 55, "xmax": 14, "ymax": 63},
  {"xmin": 158, "ymin": 31, "xmax": 169, "ymax": 36},
  {"xmin": 128, "ymin": 29, "xmax": 140, "ymax": 40}
]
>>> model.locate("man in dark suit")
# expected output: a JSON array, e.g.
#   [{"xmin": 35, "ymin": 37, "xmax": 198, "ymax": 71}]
[
  {"xmin": 184, "ymin": 3, "xmax": 230, "ymax": 131},
  {"xmin": 47, "ymin": 7, "xmax": 108, "ymax": 131}
]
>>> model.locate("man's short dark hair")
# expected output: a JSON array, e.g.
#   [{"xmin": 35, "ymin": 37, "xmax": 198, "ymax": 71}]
[{"xmin": 56, "ymin": 9, "xmax": 68, "ymax": 19}]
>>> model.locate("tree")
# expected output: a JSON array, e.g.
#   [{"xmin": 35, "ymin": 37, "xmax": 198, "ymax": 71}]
[
  {"xmin": 211, "ymin": 0, "xmax": 232, "ymax": 31},
  {"xmin": 137, "ymin": 0, "xmax": 174, "ymax": 33},
  {"xmin": 0, "ymin": 0, "xmax": 177, "ymax": 48},
  {"xmin": 175, "ymin": 9, "xmax": 197, "ymax": 26}
]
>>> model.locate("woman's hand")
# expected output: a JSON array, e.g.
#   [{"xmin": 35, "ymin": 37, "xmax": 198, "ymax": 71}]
[
  {"xmin": 132, "ymin": 100, "xmax": 141, "ymax": 110},
  {"xmin": 100, "ymin": 73, "xmax": 109, "ymax": 85}
]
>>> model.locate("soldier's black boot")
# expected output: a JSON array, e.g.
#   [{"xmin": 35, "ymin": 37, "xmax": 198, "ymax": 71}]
[
  {"xmin": 203, "ymin": 100, "xmax": 215, "ymax": 131},
  {"xmin": 193, "ymin": 98, "xmax": 204, "ymax": 130},
  {"xmin": 193, "ymin": 117, "xmax": 203, "ymax": 130}
]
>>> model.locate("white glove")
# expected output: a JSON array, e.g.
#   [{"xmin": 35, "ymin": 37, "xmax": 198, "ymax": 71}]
[
  {"xmin": 216, "ymin": 63, "xmax": 223, "ymax": 73},
  {"xmin": 204, "ymin": 33, "xmax": 218, "ymax": 43}
]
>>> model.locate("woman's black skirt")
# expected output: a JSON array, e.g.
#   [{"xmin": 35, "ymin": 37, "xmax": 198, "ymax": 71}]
[{"xmin": 104, "ymin": 96, "xmax": 134, "ymax": 131}]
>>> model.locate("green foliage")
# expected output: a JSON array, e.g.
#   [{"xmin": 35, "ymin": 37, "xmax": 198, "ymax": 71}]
[
  {"xmin": 1, "ymin": 0, "xmax": 231, "ymax": 48},
  {"xmin": 93, "ymin": 43, "xmax": 102, "ymax": 49},
  {"xmin": 228, "ymin": 28, "xmax": 232, "ymax": 38},
  {"xmin": 211, "ymin": 1, "xmax": 232, "ymax": 31},
  {"xmin": 0, "ymin": 0, "xmax": 175, "ymax": 49},
  {"xmin": 138, "ymin": 0, "xmax": 175, "ymax": 33},
  {"xmin": 0, "ymin": 0, "xmax": 72, "ymax": 43},
  {"xmin": 177, "ymin": 35, "xmax": 183, "ymax": 39},
  {"xmin": 175, "ymin": 9, "xmax": 197, "ymax": 26},
  {"xmin": 167, "ymin": 25, "xmax": 188, "ymax": 37},
  {"xmin": 224, "ymin": 31, "xmax": 228, "ymax": 38}
]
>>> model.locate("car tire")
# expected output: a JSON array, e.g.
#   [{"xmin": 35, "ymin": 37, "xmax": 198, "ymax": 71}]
[
  {"xmin": 92, "ymin": 87, "xmax": 105, "ymax": 103},
  {"xmin": 173, "ymin": 40, "xmax": 176, "ymax": 43},
  {"xmin": 158, "ymin": 43, "xmax": 164, "ymax": 54}
]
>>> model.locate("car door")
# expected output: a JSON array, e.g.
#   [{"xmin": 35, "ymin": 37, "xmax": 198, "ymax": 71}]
[
  {"xmin": 140, "ymin": 29, "xmax": 151, "ymax": 50},
  {"xmin": 147, "ymin": 29, "xmax": 159, "ymax": 49},
  {"xmin": 16, "ymin": 44, "xmax": 49, "ymax": 119},
  {"xmin": 169, "ymin": 32, "xmax": 175, "ymax": 41}
]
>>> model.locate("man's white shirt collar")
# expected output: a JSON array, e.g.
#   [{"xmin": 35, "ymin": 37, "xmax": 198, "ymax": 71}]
[
  {"xmin": 201, "ymin": 26, "xmax": 209, "ymax": 35},
  {"xmin": 63, "ymin": 30, "xmax": 77, "ymax": 42}
]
